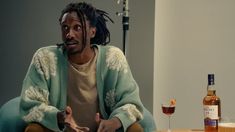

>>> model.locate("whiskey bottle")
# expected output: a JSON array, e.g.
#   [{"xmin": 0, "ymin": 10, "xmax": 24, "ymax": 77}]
[{"xmin": 203, "ymin": 74, "xmax": 221, "ymax": 132}]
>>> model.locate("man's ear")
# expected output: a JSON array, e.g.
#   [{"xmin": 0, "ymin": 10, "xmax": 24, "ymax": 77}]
[{"xmin": 90, "ymin": 27, "xmax": 96, "ymax": 38}]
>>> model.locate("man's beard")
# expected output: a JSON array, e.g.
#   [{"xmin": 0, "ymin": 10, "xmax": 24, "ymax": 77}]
[
  {"xmin": 67, "ymin": 48, "xmax": 84, "ymax": 55},
  {"xmin": 65, "ymin": 40, "xmax": 85, "ymax": 55}
]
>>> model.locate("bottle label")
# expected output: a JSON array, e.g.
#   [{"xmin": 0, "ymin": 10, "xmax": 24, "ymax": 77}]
[
  {"xmin": 204, "ymin": 119, "xmax": 217, "ymax": 127},
  {"xmin": 203, "ymin": 105, "xmax": 219, "ymax": 119}
]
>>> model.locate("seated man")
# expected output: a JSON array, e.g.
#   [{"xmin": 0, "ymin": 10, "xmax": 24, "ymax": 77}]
[{"xmin": 0, "ymin": 2, "xmax": 156, "ymax": 132}]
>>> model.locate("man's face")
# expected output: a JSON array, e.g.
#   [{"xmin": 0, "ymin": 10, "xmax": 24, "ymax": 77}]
[{"xmin": 60, "ymin": 11, "xmax": 96, "ymax": 55}]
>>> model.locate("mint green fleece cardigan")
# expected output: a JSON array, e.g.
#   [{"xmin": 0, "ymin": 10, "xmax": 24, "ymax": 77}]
[{"xmin": 19, "ymin": 45, "xmax": 145, "ymax": 131}]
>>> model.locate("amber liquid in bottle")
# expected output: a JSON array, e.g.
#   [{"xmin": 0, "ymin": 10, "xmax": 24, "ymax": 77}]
[{"xmin": 203, "ymin": 74, "xmax": 221, "ymax": 132}]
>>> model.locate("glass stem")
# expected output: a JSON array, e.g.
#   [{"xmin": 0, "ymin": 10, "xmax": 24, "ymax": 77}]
[{"xmin": 168, "ymin": 115, "xmax": 171, "ymax": 131}]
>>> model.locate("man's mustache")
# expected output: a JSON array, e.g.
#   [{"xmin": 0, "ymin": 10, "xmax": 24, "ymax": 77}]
[
  {"xmin": 56, "ymin": 40, "xmax": 79, "ymax": 47},
  {"xmin": 64, "ymin": 40, "xmax": 79, "ymax": 45}
]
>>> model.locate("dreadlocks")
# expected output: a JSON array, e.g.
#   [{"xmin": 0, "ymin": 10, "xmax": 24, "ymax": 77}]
[{"xmin": 59, "ymin": 2, "xmax": 113, "ymax": 46}]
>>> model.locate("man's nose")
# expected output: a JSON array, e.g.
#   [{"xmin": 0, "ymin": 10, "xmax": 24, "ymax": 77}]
[{"xmin": 66, "ymin": 29, "xmax": 75, "ymax": 39}]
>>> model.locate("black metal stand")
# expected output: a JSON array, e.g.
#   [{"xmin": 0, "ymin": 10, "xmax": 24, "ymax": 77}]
[
  {"xmin": 116, "ymin": 0, "xmax": 129, "ymax": 55},
  {"xmin": 122, "ymin": 16, "xmax": 129, "ymax": 55}
]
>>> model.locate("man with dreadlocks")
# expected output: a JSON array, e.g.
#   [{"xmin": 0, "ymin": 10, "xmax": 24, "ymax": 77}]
[{"xmin": 0, "ymin": 2, "xmax": 156, "ymax": 132}]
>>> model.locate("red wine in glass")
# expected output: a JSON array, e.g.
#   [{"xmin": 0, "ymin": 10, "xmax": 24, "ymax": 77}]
[{"xmin": 162, "ymin": 106, "xmax": 175, "ymax": 115}]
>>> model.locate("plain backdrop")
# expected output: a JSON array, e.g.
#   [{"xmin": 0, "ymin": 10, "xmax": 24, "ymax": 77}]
[{"xmin": 0, "ymin": 0, "xmax": 155, "ymax": 116}]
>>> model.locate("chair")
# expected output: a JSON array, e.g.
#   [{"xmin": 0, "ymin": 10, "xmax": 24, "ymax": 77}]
[{"xmin": 0, "ymin": 96, "xmax": 27, "ymax": 132}]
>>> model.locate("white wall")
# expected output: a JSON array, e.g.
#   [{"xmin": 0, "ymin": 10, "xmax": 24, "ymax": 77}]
[{"xmin": 154, "ymin": 0, "xmax": 235, "ymax": 130}]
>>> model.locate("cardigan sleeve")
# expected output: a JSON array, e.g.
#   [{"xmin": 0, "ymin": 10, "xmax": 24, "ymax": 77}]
[
  {"xmin": 19, "ymin": 48, "xmax": 61, "ymax": 131},
  {"xmin": 102, "ymin": 46, "xmax": 144, "ymax": 131}
]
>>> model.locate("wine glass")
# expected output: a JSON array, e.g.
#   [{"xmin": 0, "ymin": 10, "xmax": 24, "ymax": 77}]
[{"xmin": 161, "ymin": 99, "xmax": 176, "ymax": 132}]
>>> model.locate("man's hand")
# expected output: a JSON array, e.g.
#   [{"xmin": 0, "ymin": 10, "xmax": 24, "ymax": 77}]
[
  {"xmin": 95, "ymin": 113, "xmax": 122, "ymax": 132},
  {"xmin": 57, "ymin": 106, "xmax": 90, "ymax": 132}
]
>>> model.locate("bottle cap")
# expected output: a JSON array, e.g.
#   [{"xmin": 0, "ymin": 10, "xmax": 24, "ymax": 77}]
[{"xmin": 208, "ymin": 74, "xmax": 215, "ymax": 85}]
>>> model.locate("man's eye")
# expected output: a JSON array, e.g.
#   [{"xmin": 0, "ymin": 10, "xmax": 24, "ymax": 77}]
[
  {"xmin": 62, "ymin": 25, "xmax": 69, "ymax": 31},
  {"xmin": 74, "ymin": 25, "xmax": 82, "ymax": 31}
]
